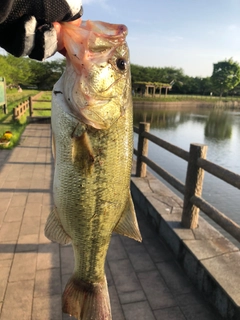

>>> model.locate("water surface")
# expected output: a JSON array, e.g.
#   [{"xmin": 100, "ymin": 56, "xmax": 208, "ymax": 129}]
[{"xmin": 133, "ymin": 105, "xmax": 240, "ymax": 245}]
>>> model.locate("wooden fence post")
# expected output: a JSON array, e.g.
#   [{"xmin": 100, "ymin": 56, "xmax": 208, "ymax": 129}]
[
  {"xmin": 12, "ymin": 107, "xmax": 18, "ymax": 120},
  {"xmin": 136, "ymin": 122, "xmax": 150, "ymax": 177},
  {"xmin": 181, "ymin": 143, "xmax": 208, "ymax": 228},
  {"xmin": 29, "ymin": 96, "xmax": 33, "ymax": 117}
]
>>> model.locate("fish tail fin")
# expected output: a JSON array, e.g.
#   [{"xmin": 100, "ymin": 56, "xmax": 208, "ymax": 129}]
[
  {"xmin": 44, "ymin": 208, "xmax": 71, "ymax": 245},
  {"xmin": 62, "ymin": 275, "xmax": 111, "ymax": 320}
]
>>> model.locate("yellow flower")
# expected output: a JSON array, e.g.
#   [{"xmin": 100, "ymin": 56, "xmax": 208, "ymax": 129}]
[{"xmin": 3, "ymin": 131, "xmax": 13, "ymax": 140}]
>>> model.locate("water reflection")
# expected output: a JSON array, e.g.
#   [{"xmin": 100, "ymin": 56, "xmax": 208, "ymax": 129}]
[
  {"xmin": 133, "ymin": 109, "xmax": 180, "ymax": 129},
  {"xmin": 133, "ymin": 107, "xmax": 214, "ymax": 129},
  {"xmin": 133, "ymin": 105, "xmax": 240, "ymax": 243},
  {"xmin": 134, "ymin": 107, "xmax": 233, "ymax": 141},
  {"xmin": 204, "ymin": 111, "xmax": 232, "ymax": 140}
]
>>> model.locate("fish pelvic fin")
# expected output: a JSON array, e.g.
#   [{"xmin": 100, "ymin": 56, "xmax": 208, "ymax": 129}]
[
  {"xmin": 62, "ymin": 275, "xmax": 111, "ymax": 320},
  {"xmin": 44, "ymin": 207, "xmax": 71, "ymax": 245},
  {"xmin": 114, "ymin": 192, "xmax": 142, "ymax": 242}
]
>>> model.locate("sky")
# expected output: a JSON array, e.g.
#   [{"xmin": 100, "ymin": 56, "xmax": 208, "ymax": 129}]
[
  {"xmin": 70, "ymin": 0, "xmax": 240, "ymax": 78},
  {"xmin": 1, "ymin": 0, "xmax": 239, "ymax": 78}
]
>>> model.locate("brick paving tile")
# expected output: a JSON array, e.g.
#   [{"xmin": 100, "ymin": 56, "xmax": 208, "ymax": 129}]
[
  {"xmin": 9, "ymin": 252, "xmax": 37, "ymax": 282},
  {"xmin": 0, "ymin": 280, "xmax": 34, "ymax": 320},
  {"xmin": 0, "ymin": 123, "xmax": 224, "ymax": 320},
  {"xmin": 32, "ymin": 295, "xmax": 62, "ymax": 320},
  {"xmin": 154, "ymin": 306, "xmax": 186, "ymax": 320}
]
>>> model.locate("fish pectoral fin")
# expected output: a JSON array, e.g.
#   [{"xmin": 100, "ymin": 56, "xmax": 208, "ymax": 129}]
[
  {"xmin": 72, "ymin": 131, "xmax": 95, "ymax": 174},
  {"xmin": 114, "ymin": 192, "xmax": 142, "ymax": 242},
  {"xmin": 44, "ymin": 207, "xmax": 71, "ymax": 245}
]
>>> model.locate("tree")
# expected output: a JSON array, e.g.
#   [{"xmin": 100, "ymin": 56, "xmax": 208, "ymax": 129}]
[
  {"xmin": 28, "ymin": 59, "xmax": 65, "ymax": 89},
  {"xmin": 0, "ymin": 55, "xmax": 32, "ymax": 85},
  {"xmin": 130, "ymin": 64, "xmax": 185, "ymax": 86},
  {"xmin": 0, "ymin": 53, "xmax": 66, "ymax": 89},
  {"xmin": 211, "ymin": 58, "xmax": 240, "ymax": 97}
]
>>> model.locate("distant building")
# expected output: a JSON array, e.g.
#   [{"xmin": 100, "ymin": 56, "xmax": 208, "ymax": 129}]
[{"xmin": 132, "ymin": 81, "xmax": 173, "ymax": 97}]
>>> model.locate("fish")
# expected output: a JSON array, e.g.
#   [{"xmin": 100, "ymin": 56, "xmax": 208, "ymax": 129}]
[{"xmin": 44, "ymin": 19, "xmax": 142, "ymax": 320}]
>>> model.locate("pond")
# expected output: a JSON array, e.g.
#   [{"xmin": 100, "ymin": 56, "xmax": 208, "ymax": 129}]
[{"xmin": 133, "ymin": 104, "xmax": 240, "ymax": 246}]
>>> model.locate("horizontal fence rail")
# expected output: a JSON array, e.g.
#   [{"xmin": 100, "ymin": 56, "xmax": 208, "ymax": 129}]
[
  {"xmin": 12, "ymin": 92, "xmax": 50, "ymax": 120},
  {"xmin": 134, "ymin": 122, "xmax": 240, "ymax": 243},
  {"xmin": 197, "ymin": 158, "xmax": 240, "ymax": 190},
  {"xmin": 191, "ymin": 195, "xmax": 240, "ymax": 242},
  {"xmin": 142, "ymin": 131, "xmax": 189, "ymax": 161},
  {"xmin": 30, "ymin": 93, "xmax": 51, "ymax": 117}
]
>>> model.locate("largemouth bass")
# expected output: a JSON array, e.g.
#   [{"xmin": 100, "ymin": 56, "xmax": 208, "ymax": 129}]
[{"xmin": 44, "ymin": 20, "xmax": 141, "ymax": 320}]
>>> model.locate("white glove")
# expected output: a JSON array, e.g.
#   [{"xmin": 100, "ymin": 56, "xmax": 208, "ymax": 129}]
[{"xmin": 0, "ymin": 0, "xmax": 83, "ymax": 60}]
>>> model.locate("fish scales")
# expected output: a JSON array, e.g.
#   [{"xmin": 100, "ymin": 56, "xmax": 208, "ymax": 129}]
[
  {"xmin": 45, "ymin": 20, "xmax": 141, "ymax": 320},
  {"xmin": 52, "ymin": 94, "xmax": 132, "ymax": 280}
]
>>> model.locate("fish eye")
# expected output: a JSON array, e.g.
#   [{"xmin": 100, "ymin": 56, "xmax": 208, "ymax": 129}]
[{"xmin": 116, "ymin": 58, "xmax": 127, "ymax": 71}]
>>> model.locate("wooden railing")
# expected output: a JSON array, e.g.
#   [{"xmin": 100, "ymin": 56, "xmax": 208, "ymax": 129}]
[
  {"xmin": 12, "ymin": 98, "xmax": 31, "ymax": 120},
  {"xmin": 12, "ymin": 92, "xmax": 50, "ymax": 120},
  {"xmin": 29, "ymin": 92, "xmax": 51, "ymax": 117},
  {"xmin": 134, "ymin": 122, "xmax": 240, "ymax": 243}
]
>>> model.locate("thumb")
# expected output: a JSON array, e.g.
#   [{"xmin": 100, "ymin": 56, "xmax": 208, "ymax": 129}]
[{"xmin": 53, "ymin": 19, "xmax": 81, "ymax": 55}]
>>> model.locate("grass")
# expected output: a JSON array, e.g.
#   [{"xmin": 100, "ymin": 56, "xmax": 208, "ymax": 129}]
[
  {"xmin": 32, "ymin": 91, "xmax": 52, "ymax": 117},
  {"xmin": 0, "ymin": 89, "xmax": 39, "ymax": 123},
  {"xmin": 133, "ymin": 94, "xmax": 240, "ymax": 103},
  {"xmin": 0, "ymin": 90, "xmax": 44, "ymax": 149},
  {"xmin": 0, "ymin": 114, "xmax": 28, "ymax": 149}
]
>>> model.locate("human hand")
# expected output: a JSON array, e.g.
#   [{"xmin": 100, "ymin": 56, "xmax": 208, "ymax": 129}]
[{"xmin": 0, "ymin": 0, "xmax": 83, "ymax": 60}]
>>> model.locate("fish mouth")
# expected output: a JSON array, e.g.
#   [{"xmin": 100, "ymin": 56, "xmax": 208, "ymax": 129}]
[{"xmin": 61, "ymin": 20, "xmax": 129, "ymax": 129}]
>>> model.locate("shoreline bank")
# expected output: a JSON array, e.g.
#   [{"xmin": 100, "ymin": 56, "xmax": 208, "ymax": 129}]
[{"xmin": 133, "ymin": 99, "xmax": 240, "ymax": 109}]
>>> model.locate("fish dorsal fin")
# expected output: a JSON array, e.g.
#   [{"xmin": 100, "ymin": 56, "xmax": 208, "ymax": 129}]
[{"xmin": 114, "ymin": 192, "xmax": 142, "ymax": 242}]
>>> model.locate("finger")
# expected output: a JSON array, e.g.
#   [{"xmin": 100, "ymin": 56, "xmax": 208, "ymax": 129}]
[{"xmin": 53, "ymin": 19, "xmax": 81, "ymax": 53}]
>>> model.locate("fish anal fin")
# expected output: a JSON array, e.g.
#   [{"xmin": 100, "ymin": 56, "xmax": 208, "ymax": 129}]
[
  {"xmin": 114, "ymin": 193, "xmax": 142, "ymax": 242},
  {"xmin": 62, "ymin": 275, "xmax": 111, "ymax": 320},
  {"xmin": 72, "ymin": 131, "xmax": 95, "ymax": 174},
  {"xmin": 44, "ymin": 207, "xmax": 71, "ymax": 245}
]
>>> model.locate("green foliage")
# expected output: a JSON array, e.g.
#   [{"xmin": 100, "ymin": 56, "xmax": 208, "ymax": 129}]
[
  {"xmin": 131, "ymin": 64, "xmax": 185, "ymax": 84},
  {"xmin": 0, "ymin": 54, "xmax": 66, "ymax": 90},
  {"xmin": 1, "ymin": 53, "xmax": 240, "ymax": 98},
  {"xmin": 211, "ymin": 58, "xmax": 240, "ymax": 97},
  {"xmin": 130, "ymin": 64, "xmax": 214, "ymax": 96},
  {"xmin": 28, "ymin": 59, "xmax": 66, "ymax": 89}
]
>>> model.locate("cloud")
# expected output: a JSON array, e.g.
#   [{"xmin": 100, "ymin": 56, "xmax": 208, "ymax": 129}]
[{"xmin": 228, "ymin": 24, "xmax": 237, "ymax": 31}]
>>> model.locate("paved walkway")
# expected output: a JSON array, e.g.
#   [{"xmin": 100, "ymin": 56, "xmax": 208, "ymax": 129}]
[{"xmin": 0, "ymin": 123, "xmax": 223, "ymax": 320}]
